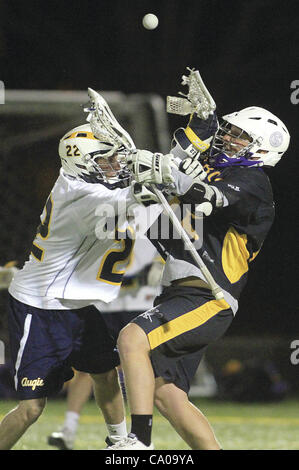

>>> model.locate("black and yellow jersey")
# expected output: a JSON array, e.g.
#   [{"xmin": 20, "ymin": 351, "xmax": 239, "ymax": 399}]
[{"xmin": 148, "ymin": 164, "xmax": 275, "ymax": 314}]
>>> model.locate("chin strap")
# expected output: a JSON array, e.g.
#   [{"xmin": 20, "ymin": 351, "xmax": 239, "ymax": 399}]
[{"xmin": 211, "ymin": 152, "xmax": 264, "ymax": 168}]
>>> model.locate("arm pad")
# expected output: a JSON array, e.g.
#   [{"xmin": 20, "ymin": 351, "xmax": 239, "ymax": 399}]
[{"xmin": 171, "ymin": 111, "xmax": 219, "ymax": 161}]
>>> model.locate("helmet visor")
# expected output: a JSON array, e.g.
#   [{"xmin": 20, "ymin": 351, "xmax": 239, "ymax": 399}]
[
  {"xmin": 212, "ymin": 122, "xmax": 253, "ymax": 158},
  {"xmin": 86, "ymin": 150, "xmax": 131, "ymax": 185}
]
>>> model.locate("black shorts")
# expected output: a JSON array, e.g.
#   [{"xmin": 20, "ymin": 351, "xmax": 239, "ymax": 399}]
[
  {"xmin": 7, "ymin": 295, "xmax": 138, "ymax": 400},
  {"xmin": 131, "ymin": 286, "xmax": 233, "ymax": 393}
]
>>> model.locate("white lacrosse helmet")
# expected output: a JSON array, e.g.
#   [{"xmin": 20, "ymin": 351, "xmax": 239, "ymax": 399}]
[
  {"xmin": 58, "ymin": 123, "xmax": 131, "ymax": 185},
  {"xmin": 212, "ymin": 107, "xmax": 290, "ymax": 167}
]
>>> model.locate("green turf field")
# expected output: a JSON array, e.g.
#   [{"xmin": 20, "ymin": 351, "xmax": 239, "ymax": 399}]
[{"xmin": 1, "ymin": 397, "xmax": 299, "ymax": 450}]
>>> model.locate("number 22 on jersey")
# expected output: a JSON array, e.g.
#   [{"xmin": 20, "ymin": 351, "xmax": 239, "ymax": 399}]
[
  {"xmin": 31, "ymin": 195, "xmax": 135, "ymax": 285},
  {"xmin": 97, "ymin": 226, "xmax": 135, "ymax": 285},
  {"xmin": 31, "ymin": 194, "xmax": 53, "ymax": 262}
]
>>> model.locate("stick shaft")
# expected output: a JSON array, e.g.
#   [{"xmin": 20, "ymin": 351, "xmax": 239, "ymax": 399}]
[{"xmin": 151, "ymin": 186, "xmax": 224, "ymax": 300}]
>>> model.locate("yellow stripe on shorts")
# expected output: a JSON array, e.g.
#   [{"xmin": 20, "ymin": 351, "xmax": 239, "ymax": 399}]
[{"xmin": 147, "ymin": 298, "xmax": 230, "ymax": 350}]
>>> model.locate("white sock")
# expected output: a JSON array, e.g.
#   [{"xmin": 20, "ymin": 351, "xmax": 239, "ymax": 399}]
[
  {"xmin": 106, "ymin": 418, "xmax": 127, "ymax": 442},
  {"xmin": 64, "ymin": 411, "xmax": 80, "ymax": 434}
]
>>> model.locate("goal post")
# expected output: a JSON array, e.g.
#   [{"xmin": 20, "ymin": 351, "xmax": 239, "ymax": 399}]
[{"xmin": 2, "ymin": 89, "xmax": 170, "ymax": 153}]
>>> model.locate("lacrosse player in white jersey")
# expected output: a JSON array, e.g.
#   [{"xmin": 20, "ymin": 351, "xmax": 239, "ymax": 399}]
[
  {"xmin": 0, "ymin": 90, "xmax": 163, "ymax": 450},
  {"xmin": 47, "ymin": 234, "xmax": 162, "ymax": 450}
]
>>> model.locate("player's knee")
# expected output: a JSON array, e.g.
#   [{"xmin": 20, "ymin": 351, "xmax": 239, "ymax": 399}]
[
  {"xmin": 154, "ymin": 395, "xmax": 175, "ymax": 420},
  {"xmin": 154, "ymin": 395, "xmax": 166, "ymax": 415},
  {"xmin": 18, "ymin": 399, "xmax": 46, "ymax": 425},
  {"xmin": 90, "ymin": 368, "xmax": 117, "ymax": 387},
  {"xmin": 154, "ymin": 381, "xmax": 188, "ymax": 417},
  {"xmin": 154, "ymin": 388, "xmax": 170, "ymax": 416},
  {"xmin": 117, "ymin": 323, "xmax": 148, "ymax": 356}
]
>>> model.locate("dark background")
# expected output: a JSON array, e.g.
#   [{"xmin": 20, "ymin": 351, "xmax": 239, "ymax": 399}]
[{"xmin": 0, "ymin": 0, "xmax": 298, "ymax": 337}]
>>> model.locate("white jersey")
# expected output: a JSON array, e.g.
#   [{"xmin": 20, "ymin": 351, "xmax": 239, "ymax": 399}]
[
  {"xmin": 98, "ymin": 284, "xmax": 160, "ymax": 313},
  {"xmin": 123, "ymin": 232, "xmax": 160, "ymax": 277},
  {"xmin": 9, "ymin": 170, "xmax": 138, "ymax": 310},
  {"xmin": 95, "ymin": 235, "xmax": 162, "ymax": 313}
]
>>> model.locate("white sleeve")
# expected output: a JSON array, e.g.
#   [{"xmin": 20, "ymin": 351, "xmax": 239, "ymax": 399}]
[
  {"xmin": 71, "ymin": 183, "xmax": 136, "ymax": 234},
  {"xmin": 166, "ymin": 168, "xmax": 194, "ymax": 197}
]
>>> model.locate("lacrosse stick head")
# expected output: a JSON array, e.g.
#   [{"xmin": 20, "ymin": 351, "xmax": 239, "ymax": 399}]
[
  {"xmin": 85, "ymin": 88, "xmax": 136, "ymax": 153},
  {"xmin": 167, "ymin": 67, "xmax": 216, "ymax": 120}
]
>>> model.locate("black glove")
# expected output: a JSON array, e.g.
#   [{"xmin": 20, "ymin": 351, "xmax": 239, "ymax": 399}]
[
  {"xmin": 172, "ymin": 111, "xmax": 219, "ymax": 159},
  {"xmin": 179, "ymin": 179, "xmax": 223, "ymax": 216}
]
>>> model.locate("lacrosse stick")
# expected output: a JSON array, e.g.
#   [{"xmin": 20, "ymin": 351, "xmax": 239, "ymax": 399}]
[
  {"xmin": 85, "ymin": 88, "xmax": 136, "ymax": 153},
  {"xmin": 150, "ymin": 186, "xmax": 224, "ymax": 300},
  {"xmin": 167, "ymin": 67, "xmax": 216, "ymax": 120},
  {"xmin": 84, "ymin": 88, "xmax": 223, "ymax": 300}
]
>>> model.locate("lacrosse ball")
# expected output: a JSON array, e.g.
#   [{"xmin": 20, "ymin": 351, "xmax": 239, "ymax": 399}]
[{"xmin": 142, "ymin": 13, "xmax": 159, "ymax": 30}]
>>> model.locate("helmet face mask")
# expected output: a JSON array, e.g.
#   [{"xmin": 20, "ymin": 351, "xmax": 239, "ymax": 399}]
[
  {"xmin": 210, "ymin": 122, "xmax": 260, "ymax": 168},
  {"xmin": 59, "ymin": 124, "xmax": 131, "ymax": 186},
  {"xmin": 209, "ymin": 107, "xmax": 290, "ymax": 168}
]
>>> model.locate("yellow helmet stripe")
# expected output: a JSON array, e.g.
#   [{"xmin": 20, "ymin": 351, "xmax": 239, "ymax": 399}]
[{"xmin": 63, "ymin": 131, "xmax": 98, "ymax": 140}]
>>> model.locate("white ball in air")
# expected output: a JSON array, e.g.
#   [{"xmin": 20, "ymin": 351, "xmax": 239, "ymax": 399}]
[{"xmin": 142, "ymin": 13, "xmax": 159, "ymax": 30}]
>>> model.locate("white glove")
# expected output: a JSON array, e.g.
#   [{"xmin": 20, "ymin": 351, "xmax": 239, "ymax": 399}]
[
  {"xmin": 127, "ymin": 150, "xmax": 175, "ymax": 185},
  {"xmin": 147, "ymin": 259, "xmax": 165, "ymax": 287},
  {"xmin": 179, "ymin": 157, "xmax": 207, "ymax": 182},
  {"xmin": 131, "ymin": 181, "xmax": 160, "ymax": 206},
  {"xmin": 0, "ymin": 263, "xmax": 18, "ymax": 289}
]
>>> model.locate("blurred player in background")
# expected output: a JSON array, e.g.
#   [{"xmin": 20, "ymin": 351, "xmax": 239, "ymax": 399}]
[
  {"xmin": 47, "ymin": 237, "xmax": 162, "ymax": 450},
  {"xmin": 0, "ymin": 99, "xmax": 163, "ymax": 451},
  {"xmin": 106, "ymin": 69, "xmax": 291, "ymax": 450},
  {"xmin": 0, "ymin": 263, "xmax": 19, "ymax": 291},
  {"xmin": 47, "ymin": 370, "xmax": 93, "ymax": 450}
]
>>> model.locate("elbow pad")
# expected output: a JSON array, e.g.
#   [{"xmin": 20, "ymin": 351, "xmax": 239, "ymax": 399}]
[
  {"xmin": 172, "ymin": 127, "xmax": 211, "ymax": 160},
  {"xmin": 171, "ymin": 111, "xmax": 219, "ymax": 161}
]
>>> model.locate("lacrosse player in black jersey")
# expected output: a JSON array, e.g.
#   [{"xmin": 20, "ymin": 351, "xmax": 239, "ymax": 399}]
[{"xmin": 106, "ymin": 69, "xmax": 290, "ymax": 450}]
